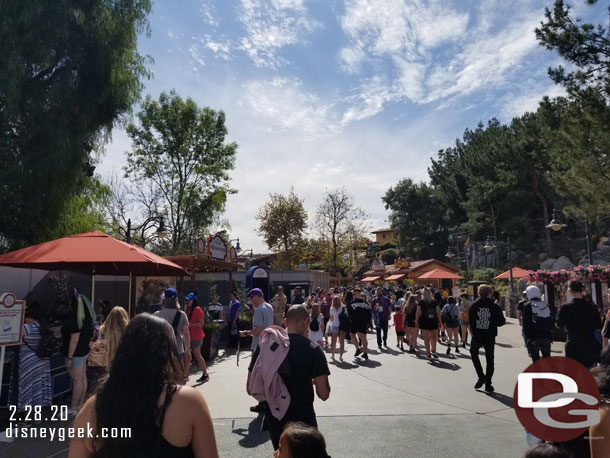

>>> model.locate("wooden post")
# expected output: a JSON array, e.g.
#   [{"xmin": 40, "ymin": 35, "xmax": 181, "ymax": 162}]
[{"xmin": 544, "ymin": 282, "xmax": 555, "ymax": 307}]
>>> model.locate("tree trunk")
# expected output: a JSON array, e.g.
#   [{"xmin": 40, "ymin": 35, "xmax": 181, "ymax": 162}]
[{"xmin": 532, "ymin": 175, "xmax": 552, "ymax": 257}]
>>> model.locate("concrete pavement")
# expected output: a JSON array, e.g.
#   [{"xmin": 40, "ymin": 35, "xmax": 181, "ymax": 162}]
[
  {"xmin": 199, "ymin": 317, "xmax": 549, "ymax": 457},
  {"xmin": 2, "ymin": 317, "xmax": 555, "ymax": 458}
]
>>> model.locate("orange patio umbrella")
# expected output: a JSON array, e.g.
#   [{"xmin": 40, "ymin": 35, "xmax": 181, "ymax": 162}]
[
  {"xmin": 417, "ymin": 268, "xmax": 464, "ymax": 280},
  {"xmin": 493, "ymin": 267, "xmax": 529, "ymax": 280},
  {"xmin": 0, "ymin": 230, "xmax": 189, "ymax": 312}
]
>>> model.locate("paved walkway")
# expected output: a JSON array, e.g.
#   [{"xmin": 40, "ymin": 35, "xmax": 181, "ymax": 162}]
[{"xmin": 2, "ymin": 317, "xmax": 558, "ymax": 458}]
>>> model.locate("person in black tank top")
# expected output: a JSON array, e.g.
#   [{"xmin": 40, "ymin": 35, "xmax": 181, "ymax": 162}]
[{"xmin": 68, "ymin": 314, "xmax": 219, "ymax": 458}]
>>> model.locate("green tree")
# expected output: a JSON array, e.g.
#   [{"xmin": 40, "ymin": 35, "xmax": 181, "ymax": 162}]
[
  {"xmin": 536, "ymin": 0, "xmax": 610, "ymax": 97},
  {"xmin": 0, "ymin": 0, "xmax": 152, "ymax": 250},
  {"xmin": 256, "ymin": 189, "xmax": 307, "ymax": 270},
  {"xmin": 315, "ymin": 188, "xmax": 368, "ymax": 276},
  {"xmin": 382, "ymin": 179, "xmax": 448, "ymax": 259},
  {"xmin": 49, "ymin": 176, "xmax": 112, "ymax": 239},
  {"xmin": 125, "ymin": 91, "xmax": 237, "ymax": 255},
  {"xmin": 542, "ymin": 94, "xmax": 610, "ymax": 221}
]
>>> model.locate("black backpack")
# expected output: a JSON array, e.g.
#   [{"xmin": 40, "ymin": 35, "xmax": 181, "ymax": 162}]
[
  {"xmin": 24, "ymin": 322, "xmax": 59, "ymax": 358},
  {"xmin": 339, "ymin": 308, "xmax": 351, "ymax": 329},
  {"xmin": 310, "ymin": 315, "xmax": 320, "ymax": 332}
]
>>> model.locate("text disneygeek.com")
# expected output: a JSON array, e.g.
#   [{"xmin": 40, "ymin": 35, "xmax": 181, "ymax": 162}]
[{"xmin": 5, "ymin": 424, "xmax": 131, "ymax": 441}]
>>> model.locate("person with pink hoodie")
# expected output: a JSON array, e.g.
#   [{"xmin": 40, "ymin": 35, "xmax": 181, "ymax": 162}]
[{"xmin": 247, "ymin": 305, "xmax": 331, "ymax": 452}]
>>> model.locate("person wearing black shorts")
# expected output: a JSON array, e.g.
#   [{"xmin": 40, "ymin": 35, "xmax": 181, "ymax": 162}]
[
  {"xmin": 347, "ymin": 289, "xmax": 371, "ymax": 360},
  {"xmin": 415, "ymin": 287, "xmax": 443, "ymax": 359}
]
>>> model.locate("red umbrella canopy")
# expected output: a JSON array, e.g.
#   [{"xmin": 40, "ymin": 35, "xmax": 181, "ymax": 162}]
[
  {"xmin": 493, "ymin": 267, "xmax": 529, "ymax": 280},
  {"xmin": 417, "ymin": 268, "xmax": 464, "ymax": 280},
  {"xmin": 0, "ymin": 230, "xmax": 188, "ymax": 276}
]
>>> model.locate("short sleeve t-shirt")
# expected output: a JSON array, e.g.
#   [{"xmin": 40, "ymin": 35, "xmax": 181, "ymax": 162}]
[
  {"xmin": 393, "ymin": 312, "xmax": 405, "ymax": 332},
  {"xmin": 186, "ymin": 306, "xmax": 205, "ymax": 341},
  {"xmin": 248, "ymin": 333, "xmax": 330, "ymax": 423},
  {"xmin": 208, "ymin": 303, "xmax": 223, "ymax": 321},
  {"xmin": 252, "ymin": 302, "xmax": 274, "ymax": 349},
  {"xmin": 348, "ymin": 299, "xmax": 371, "ymax": 328},
  {"xmin": 229, "ymin": 300, "xmax": 241, "ymax": 323},
  {"xmin": 61, "ymin": 308, "xmax": 94, "ymax": 358},
  {"xmin": 329, "ymin": 306, "xmax": 344, "ymax": 327},
  {"xmin": 155, "ymin": 308, "xmax": 189, "ymax": 354}
]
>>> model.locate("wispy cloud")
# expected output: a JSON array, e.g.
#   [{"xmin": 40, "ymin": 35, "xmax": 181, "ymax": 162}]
[
  {"xmin": 242, "ymin": 77, "xmax": 340, "ymax": 139},
  {"xmin": 339, "ymin": 0, "xmax": 548, "ymax": 120},
  {"xmin": 238, "ymin": 0, "xmax": 320, "ymax": 68}
]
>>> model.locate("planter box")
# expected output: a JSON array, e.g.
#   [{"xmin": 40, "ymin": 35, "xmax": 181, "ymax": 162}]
[{"xmin": 202, "ymin": 329, "xmax": 218, "ymax": 362}]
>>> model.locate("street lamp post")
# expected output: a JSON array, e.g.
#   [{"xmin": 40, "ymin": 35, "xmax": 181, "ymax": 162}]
[
  {"xmin": 545, "ymin": 208, "xmax": 592, "ymax": 265},
  {"xmin": 125, "ymin": 216, "xmax": 169, "ymax": 244}
]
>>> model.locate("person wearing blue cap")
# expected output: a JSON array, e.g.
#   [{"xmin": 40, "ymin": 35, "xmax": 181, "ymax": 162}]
[{"xmin": 241, "ymin": 288, "xmax": 273, "ymax": 351}]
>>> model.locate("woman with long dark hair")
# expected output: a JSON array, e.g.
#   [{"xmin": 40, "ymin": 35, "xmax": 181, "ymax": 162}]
[{"xmin": 68, "ymin": 314, "xmax": 219, "ymax": 458}]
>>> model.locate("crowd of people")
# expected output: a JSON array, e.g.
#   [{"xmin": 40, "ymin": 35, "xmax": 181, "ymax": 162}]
[{"xmin": 7, "ymin": 276, "xmax": 610, "ymax": 457}]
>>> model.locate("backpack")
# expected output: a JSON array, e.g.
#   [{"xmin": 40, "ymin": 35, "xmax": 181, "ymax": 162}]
[
  {"xmin": 424, "ymin": 302, "xmax": 436, "ymax": 320},
  {"xmin": 310, "ymin": 315, "xmax": 320, "ymax": 332},
  {"xmin": 529, "ymin": 299, "xmax": 552, "ymax": 328},
  {"xmin": 339, "ymin": 308, "xmax": 351, "ymax": 329},
  {"xmin": 24, "ymin": 322, "xmax": 59, "ymax": 358}
]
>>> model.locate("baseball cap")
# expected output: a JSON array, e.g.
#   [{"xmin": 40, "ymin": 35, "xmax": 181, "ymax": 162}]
[
  {"xmin": 247, "ymin": 288, "xmax": 263, "ymax": 298},
  {"xmin": 164, "ymin": 288, "xmax": 178, "ymax": 298},
  {"xmin": 525, "ymin": 285, "xmax": 541, "ymax": 300},
  {"xmin": 184, "ymin": 292, "xmax": 196, "ymax": 301}
]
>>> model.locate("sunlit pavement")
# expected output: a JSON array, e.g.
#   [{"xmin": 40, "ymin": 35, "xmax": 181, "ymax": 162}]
[
  {"xmin": 201, "ymin": 317, "xmax": 548, "ymax": 458},
  {"xmin": 6, "ymin": 317, "xmax": 551, "ymax": 458}
]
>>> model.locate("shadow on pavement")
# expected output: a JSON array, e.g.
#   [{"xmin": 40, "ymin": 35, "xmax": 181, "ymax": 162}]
[
  {"xmin": 428, "ymin": 360, "xmax": 461, "ymax": 371},
  {"xmin": 484, "ymin": 391, "xmax": 514, "ymax": 408},
  {"xmin": 495, "ymin": 342, "xmax": 514, "ymax": 348},
  {"xmin": 232, "ymin": 415, "xmax": 270, "ymax": 448},
  {"xmin": 334, "ymin": 360, "xmax": 359, "ymax": 369},
  {"xmin": 382, "ymin": 347, "xmax": 402, "ymax": 356},
  {"xmin": 356, "ymin": 358, "xmax": 382, "ymax": 368}
]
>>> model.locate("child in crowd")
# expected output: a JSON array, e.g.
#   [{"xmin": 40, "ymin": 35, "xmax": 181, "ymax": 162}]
[
  {"xmin": 393, "ymin": 306, "xmax": 405, "ymax": 350},
  {"xmin": 523, "ymin": 443, "xmax": 571, "ymax": 458},
  {"xmin": 274, "ymin": 422, "xmax": 331, "ymax": 458}
]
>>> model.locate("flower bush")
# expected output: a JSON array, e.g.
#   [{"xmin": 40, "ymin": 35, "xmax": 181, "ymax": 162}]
[{"xmin": 527, "ymin": 265, "xmax": 610, "ymax": 284}]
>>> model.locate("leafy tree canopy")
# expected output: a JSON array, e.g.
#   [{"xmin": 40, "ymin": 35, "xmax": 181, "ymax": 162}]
[
  {"xmin": 536, "ymin": 0, "xmax": 610, "ymax": 98},
  {"xmin": 256, "ymin": 188, "xmax": 307, "ymax": 270},
  {"xmin": 0, "ymin": 0, "xmax": 152, "ymax": 250},
  {"xmin": 125, "ymin": 90, "xmax": 237, "ymax": 255}
]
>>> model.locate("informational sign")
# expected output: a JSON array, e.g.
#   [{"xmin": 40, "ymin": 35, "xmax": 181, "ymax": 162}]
[
  {"xmin": 196, "ymin": 237, "xmax": 206, "ymax": 256},
  {"xmin": 207, "ymin": 233, "xmax": 228, "ymax": 261},
  {"xmin": 252, "ymin": 267, "xmax": 269, "ymax": 279},
  {"xmin": 0, "ymin": 293, "xmax": 25, "ymax": 345}
]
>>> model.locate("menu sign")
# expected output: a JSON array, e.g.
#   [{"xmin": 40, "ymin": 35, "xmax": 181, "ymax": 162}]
[{"xmin": 0, "ymin": 293, "xmax": 25, "ymax": 345}]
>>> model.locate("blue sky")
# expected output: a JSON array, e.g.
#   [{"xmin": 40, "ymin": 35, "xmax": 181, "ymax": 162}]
[{"xmin": 100, "ymin": 0, "xmax": 603, "ymax": 252}]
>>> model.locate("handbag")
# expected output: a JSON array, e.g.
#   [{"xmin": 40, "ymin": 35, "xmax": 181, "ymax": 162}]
[{"xmin": 88, "ymin": 328, "xmax": 108, "ymax": 367}]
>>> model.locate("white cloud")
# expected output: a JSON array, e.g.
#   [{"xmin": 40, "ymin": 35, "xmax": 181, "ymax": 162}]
[
  {"xmin": 242, "ymin": 77, "xmax": 340, "ymax": 139},
  {"xmin": 500, "ymin": 83, "xmax": 566, "ymax": 120},
  {"xmin": 339, "ymin": 0, "xmax": 549, "ymax": 120},
  {"xmin": 238, "ymin": 0, "xmax": 320, "ymax": 68},
  {"xmin": 341, "ymin": 0, "xmax": 469, "ymax": 62}
]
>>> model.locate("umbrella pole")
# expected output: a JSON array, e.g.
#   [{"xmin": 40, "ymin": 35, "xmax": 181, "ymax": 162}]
[
  {"xmin": 91, "ymin": 266, "xmax": 96, "ymax": 306},
  {"xmin": 128, "ymin": 272, "xmax": 132, "ymax": 317}
]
